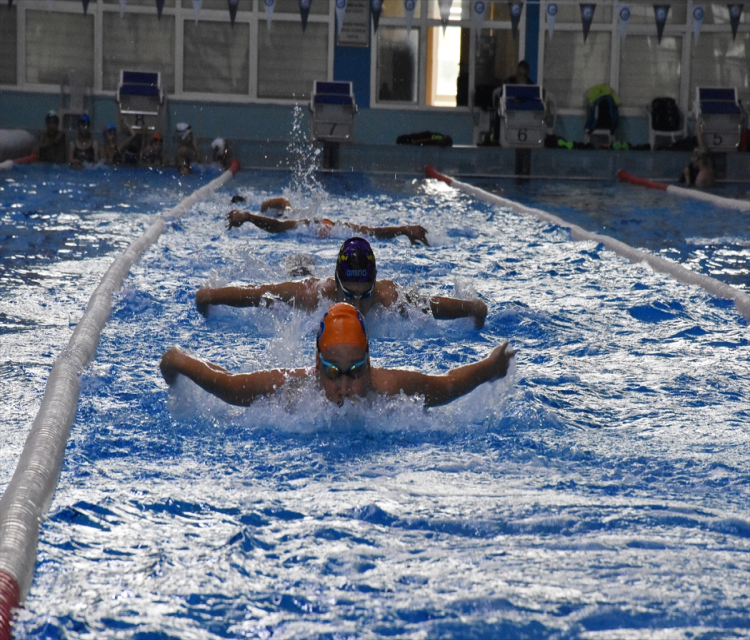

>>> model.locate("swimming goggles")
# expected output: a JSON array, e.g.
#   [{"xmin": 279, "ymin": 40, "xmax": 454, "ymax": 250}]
[
  {"xmin": 335, "ymin": 271, "xmax": 375, "ymax": 301},
  {"xmin": 318, "ymin": 353, "xmax": 369, "ymax": 380}
]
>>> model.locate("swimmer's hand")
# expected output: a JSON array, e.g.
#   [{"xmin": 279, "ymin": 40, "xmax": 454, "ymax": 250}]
[
  {"xmin": 472, "ymin": 300, "xmax": 488, "ymax": 330},
  {"xmin": 160, "ymin": 346, "xmax": 185, "ymax": 385},
  {"xmin": 226, "ymin": 209, "xmax": 249, "ymax": 230},
  {"xmin": 231, "ymin": 194, "xmax": 247, "ymax": 204},
  {"xmin": 487, "ymin": 341, "xmax": 515, "ymax": 380},
  {"xmin": 405, "ymin": 225, "xmax": 430, "ymax": 246}
]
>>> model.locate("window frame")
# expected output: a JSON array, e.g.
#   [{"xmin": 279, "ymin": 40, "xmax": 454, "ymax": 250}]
[
  {"xmin": 369, "ymin": 2, "xmax": 524, "ymax": 110},
  {"xmin": 3, "ymin": 0, "xmax": 336, "ymax": 105}
]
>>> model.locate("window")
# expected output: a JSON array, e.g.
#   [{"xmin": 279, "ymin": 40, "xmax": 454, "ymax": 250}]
[
  {"xmin": 619, "ymin": 36, "xmax": 681, "ymax": 109},
  {"xmin": 377, "ymin": 27, "xmax": 419, "ymax": 103},
  {"xmin": 183, "ymin": 21, "xmax": 250, "ymax": 95},
  {"xmin": 0, "ymin": 7, "xmax": 17, "ymax": 85},
  {"xmin": 25, "ymin": 11, "xmax": 94, "ymax": 86}
]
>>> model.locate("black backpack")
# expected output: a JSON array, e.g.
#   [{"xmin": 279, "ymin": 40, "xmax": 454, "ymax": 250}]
[{"xmin": 651, "ymin": 98, "xmax": 681, "ymax": 132}]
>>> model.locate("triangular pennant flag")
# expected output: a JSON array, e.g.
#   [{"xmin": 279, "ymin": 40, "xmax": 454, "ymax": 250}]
[
  {"xmin": 547, "ymin": 3, "xmax": 557, "ymax": 41},
  {"xmin": 82, "ymin": 0, "xmax": 89, "ymax": 14},
  {"xmin": 509, "ymin": 2, "xmax": 523, "ymax": 39},
  {"xmin": 580, "ymin": 3, "xmax": 596, "ymax": 42},
  {"xmin": 119, "ymin": 0, "xmax": 126, "ymax": 16},
  {"xmin": 193, "ymin": 0, "xmax": 201, "ymax": 22},
  {"xmin": 728, "ymin": 4, "xmax": 744, "ymax": 40},
  {"xmin": 228, "ymin": 0, "xmax": 238, "ymax": 25},
  {"xmin": 618, "ymin": 4, "xmax": 631, "ymax": 41},
  {"xmin": 8, "ymin": 0, "xmax": 12, "ymax": 8},
  {"xmin": 473, "ymin": 0, "xmax": 486, "ymax": 39},
  {"xmin": 404, "ymin": 0, "xmax": 415, "ymax": 35},
  {"xmin": 299, "ymin": 0, "xmax": 311, "ymax": 30},
  {"xmin": 653, "ymin": 4, "xmax": 669, "ymax": 44},
  {"xmin": 692, "ymin": 5, "xmax": 704, "ymax": 45},
  {"xmin": 438, "ymin": 0, "xmax": 452, "ymax": 26},
  {"xmin": 371, "ymin": 0, "xmax": 382, "ymax": 32},
  {"xmin": 334, "ymin": 0, "xmax": 345, "ymax": 35},
  {"xmin": 265, "ymin": 0, "xmax": 275, "ymax": 29},
  {"xmin": 156, "ymin": 0, "xmax": 164, "ymax": 18}
]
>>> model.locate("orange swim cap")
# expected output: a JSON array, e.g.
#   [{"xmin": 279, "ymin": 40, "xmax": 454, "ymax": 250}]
[{"xmin": 317, "ymin": 303, "xmax": 368, "ymax": 354}]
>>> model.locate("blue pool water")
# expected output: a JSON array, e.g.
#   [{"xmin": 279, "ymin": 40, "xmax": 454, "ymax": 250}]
[{"xmin": 1, "ymin": 165, "xmax": 750, "ymax": 639}]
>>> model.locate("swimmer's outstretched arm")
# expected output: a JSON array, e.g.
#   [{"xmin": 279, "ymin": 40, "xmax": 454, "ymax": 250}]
[
  {"xmin": 429, "ymin": 297, "xmax": 488, "ymax": 329},
  {"xmin": 342, "ymin": 223, "xmax": 430, "ymax": 246},
  {"xmin": 160, "ymin": 347, "xmax": 309, "ymax": 406},
  {"xmin": 372, "ymin": 342, "xmax": 515, "ymax": 407},
  {"xmin": 196, "ymin": 279, "xmax": 327, "ymax": 317},
  {"xmin": 226, "ymin": 210, "xmax": 302, "ymax": 232}
]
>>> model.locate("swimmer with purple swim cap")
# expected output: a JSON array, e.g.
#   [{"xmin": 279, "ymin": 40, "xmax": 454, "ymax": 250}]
[
  {"xmin": 160, "ymin": 302, "xmax": 514, "ymax": 408},
  {"xmin": 196, "ymin": 237, "xmax": 488, "ymax": 328}
]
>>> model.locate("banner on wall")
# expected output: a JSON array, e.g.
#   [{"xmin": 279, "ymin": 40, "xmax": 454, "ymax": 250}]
[
  {"xmin": 509, "ymin": 2, "xmax": 523, "ymax": 39},
  {"xmin": 265, "ymin": 0, "xmax": 275, "ymax": 30},
  {"xmin": 580, "ymin": 3, "xmax": 596, "ymax": 42},
  {"xmin": 404, "ymin": 0, "xmax": 415, "ymax": 35},
  {"xmin": 299, "ymin": 0, "xmax": 311, "ymax": 30},
  {"xmin": 473, "ymin": 0, "xmax": 486, "ymax": 39},
  {"xmin": 371, "ymin": 0, "xmax": 382, "ymax": 32},
  {"xmin": 728, "ymin": 4, "xmax": 744, "ymax": 40},
  {"xmin": 439, "ymin": 0, "xmax": 452, "ymax": 25},
  {"xmin": 335, "ymin": 0, "xmax": 346, "ymax": 35},
  {"xmin": 654, "ymin": 4, "xmax": 669, "ymax": 44},
  {"xmin": 547, "ymin": 3, "xmax": 557, "ymax": 40},
  {"xmin": 228, "ymin": 0, "xmax": 238, "ymax": 25},
  {"xmin": 618, "ymin": 5, "xmax": 631, "ymax": 41},
  {"xmin": 157, "ymin": 0, "xmax": 165, "ymax": 18},
  {"xmin": 337, "ymin": 0, "xmax": 369, "ymax": 46},
  {"xmin": 692, "ymin": 5, "xmax": 704, "ymax": 45}
]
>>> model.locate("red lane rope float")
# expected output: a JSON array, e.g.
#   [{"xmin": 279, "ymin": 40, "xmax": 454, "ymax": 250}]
[
  {"xmin": 424, "ymin": 165, "xmax": 750, "ymax": 320},
  {"xmin": 0, "ymin": 570, "xmax": 19, "ymax": 640},
  {"xmin": 617, "ymin": 169, "xmax": 668, "ymax": 191},
  {"xmin": 0, "ymin": 161, "xmax": 241, "ymax": 640}
]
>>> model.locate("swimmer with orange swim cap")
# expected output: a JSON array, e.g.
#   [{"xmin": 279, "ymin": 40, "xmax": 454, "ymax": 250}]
[
  {"xmin": 160, "ymin": 303, "xmax": 514, "ymax": 408},
  {"xmin": 196, "ymin": 237, "xmax": 488, "ymax": 328},
  {"xmin": 226, "ymin": 202, "xmax": 429, "ymax": 246}
]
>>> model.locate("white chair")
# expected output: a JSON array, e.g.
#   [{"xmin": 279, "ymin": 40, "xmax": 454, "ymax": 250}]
[
  {"xmin": 58, "ymin": 68, "xmax": 92, "ymax": 131},
  {"xmin": 693, "ymin": 87, "xmax": 743, "ymax": 152},
  {"xmin": 647, "ymin": 97, "xmax": 687, "ymax": 151},
  {"xmin": 499, "ymin": 84, "xmax": 546, "ymax": 148},
  {"xmin": 309, "ymin": 81, "xmax": 358, "ymax": 142},
  {"xmin": 117, "ymin": 70, "xmax": 165, "ymax": 133}
]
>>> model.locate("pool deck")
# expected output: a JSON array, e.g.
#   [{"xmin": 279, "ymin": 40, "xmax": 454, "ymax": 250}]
[{"xmin": 228, "ymin": 140, "xmax": 750, "ymax": 182}]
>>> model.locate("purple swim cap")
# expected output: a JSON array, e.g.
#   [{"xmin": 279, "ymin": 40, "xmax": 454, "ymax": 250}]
[{"xmin": 335, "ymin": 237, "xmax": 376, "ymax": 284}]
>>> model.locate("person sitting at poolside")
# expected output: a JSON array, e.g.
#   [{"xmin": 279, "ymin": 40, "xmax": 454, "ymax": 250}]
[
  {"xmin": 141, "ymin": 132, "xmax": 165, "ymax": 166},
  {"xmin": 33, "ymin": 110, "xmax": 67, "ymax": 163},
  {"xmin": 69, "ymin": 114, "xmax": 99, "ymax": 168},
  {"xmin": 196, "ymin": 236, "xmax": 488, "ymax": 328},
  {"xmin": 175, "ymin": 122, "xmax": 201, "ymax": 175},
  {"xmin": 101, "ymin": 120, "xmax": 137, "ymax": 165},
  {"xmin": 160, "ymin": 302, "xmax": 514, "ymax": 408},
  {"xmin": 211, "ymin": 137, "xmax": 233, "ymax": 171},
  {"xmin": 226, "ymin": 208, "xmax": 429, "ymax": 246}
]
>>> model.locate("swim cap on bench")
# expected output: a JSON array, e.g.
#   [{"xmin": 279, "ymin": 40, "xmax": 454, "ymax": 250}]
[
  {"xmin": 317, "ymin": 303, "xmax": 368, "ymax": 354},
  {"xmin": 336, "ymin": 237, "xmax": 376, "ymax": 284}
]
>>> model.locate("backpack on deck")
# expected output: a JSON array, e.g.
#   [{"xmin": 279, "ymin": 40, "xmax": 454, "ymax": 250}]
[{"xmin": 651, "ymin": 97, "xmax": 681, "ymax": 132}]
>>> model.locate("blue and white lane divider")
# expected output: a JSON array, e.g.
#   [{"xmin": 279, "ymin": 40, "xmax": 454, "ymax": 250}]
[
  {"xmin": 425, "ymin": 165, "xmax": 750, "ymax": 321},
  {"xmin": 0, "ymin": 160, "xmax": 240, "ymax": 639}
]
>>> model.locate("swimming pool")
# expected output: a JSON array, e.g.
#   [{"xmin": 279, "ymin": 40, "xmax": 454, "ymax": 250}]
[{"xmin": 1, "ymin": 165, "xmax": 749, "ymax": 638}]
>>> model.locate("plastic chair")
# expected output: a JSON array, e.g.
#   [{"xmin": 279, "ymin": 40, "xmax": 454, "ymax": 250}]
[
  {"xmin": 499, "ymin": 84, "xmax": 546, "ymax": 148},
  {"xmin": 647, "ymin": 97, "xmax": 688, "ymax": 151},
  {"xmin": 309, "ymin": 81, "xmax": 358, "ymax": 142},
  {"xmin": 693, "ymin": 87, "xmax": 743, "ymax": 152}
]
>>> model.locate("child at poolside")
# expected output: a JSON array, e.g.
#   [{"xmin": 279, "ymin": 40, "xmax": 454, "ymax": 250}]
[
  {"xmin": 196, "ymin": 237, "xmax": 488, "ymax": 328},
  {"xmin": 160, "ymin": 303, "xmax": 514, "ymax": 408}
]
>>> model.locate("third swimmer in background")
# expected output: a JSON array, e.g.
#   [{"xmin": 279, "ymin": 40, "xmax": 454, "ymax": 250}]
[{"xmin": 196, "ymin": 237, "xmax": 488, "ymax": 328}]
